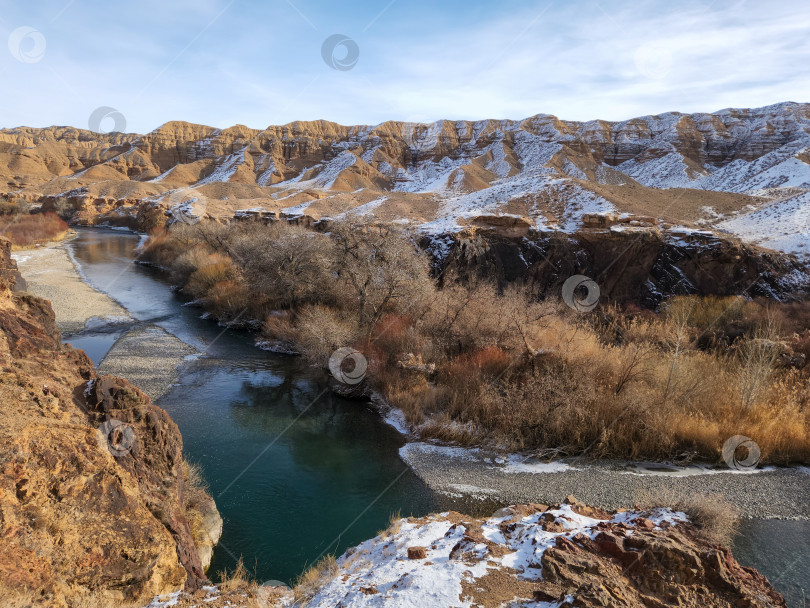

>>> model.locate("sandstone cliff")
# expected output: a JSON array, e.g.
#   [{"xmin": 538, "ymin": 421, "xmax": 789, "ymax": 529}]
[
  {"xmin": 0, "ymin": 237, "xmax": 219, "ymax": 607},
  {"xmin": 1, "ymin": 102, "xmax": 808, "ymax": 259}
]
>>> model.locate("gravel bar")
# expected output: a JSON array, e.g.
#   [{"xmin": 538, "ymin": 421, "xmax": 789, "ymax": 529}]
[
  {"xmin": 12, "ymin": 239, "xmax": 130, "ymax": 334},
  {"xmin": 98, "ymin": 325, "xmax": 197, "ymax": 401},
  {"xmin": 401, "ymin": 443, "xmax": 810, "ymax": 520}
]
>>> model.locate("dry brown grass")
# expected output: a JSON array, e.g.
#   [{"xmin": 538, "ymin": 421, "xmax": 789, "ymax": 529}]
[
  {"xmin": 218, "ymin": 558, "xmax": 255, "ymax": 593},
  {"xmin": 293, "ymin": 554, "xmax": 338, "ymax": 605},
  {"xmin": 142, "ymin": 220, "xmax": 810, "ymax": 464},
  {"xmin": 636, "ymin": 489, "xmax": 741, "ymax": 545},
  {"xmin": 377, "ymin": 511, "xmax": 404, "ymax": 538}
]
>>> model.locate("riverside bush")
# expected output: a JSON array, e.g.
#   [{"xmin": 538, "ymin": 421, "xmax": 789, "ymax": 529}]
[
  {"xmin": 1, "ymin": 211, "xmax": 68, "ymax": 247},
  {"xmin": 142, "ymin": 220, "xmax": 810, "ymax": 464}
]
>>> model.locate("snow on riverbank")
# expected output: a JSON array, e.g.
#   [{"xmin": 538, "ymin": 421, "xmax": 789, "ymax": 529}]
[
  {"xmin": 398, "ymin": 442, "xmax": 810, "ymax": 519},
  {"xmin": 305, "ymin": 504, "xmax": 687, "ymax": 607}
]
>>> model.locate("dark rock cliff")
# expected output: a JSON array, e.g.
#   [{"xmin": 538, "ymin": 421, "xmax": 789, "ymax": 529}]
[{"xmin": 433, "ymin": 226, "xmax": 810, "ymax": 308}]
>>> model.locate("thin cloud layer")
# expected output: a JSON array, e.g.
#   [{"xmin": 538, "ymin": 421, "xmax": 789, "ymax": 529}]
[{"xmin": 0, "ymin": 0, "xmax": 808, "ymax": 132}]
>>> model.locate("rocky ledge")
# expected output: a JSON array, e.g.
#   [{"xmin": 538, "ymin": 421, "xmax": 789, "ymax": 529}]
[
  {"xmin": 0, "ymin": 237, "xmax": 221, "ymax": 607},
  {"xmin": 145, "ymin": 497, "xmax": 786, "ymax": 607},
  {"xmin": 303, "ymin": 497, "xmax": 785, "ymax": 608}
]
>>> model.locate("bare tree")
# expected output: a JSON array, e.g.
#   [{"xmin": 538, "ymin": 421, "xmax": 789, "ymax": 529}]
[
  {"xmin": 330, "ymin": 221, "xmax": 434, "ymax": 334},
  {"xmin": 229, "ymin": 222, "xmax": 337, "ymax": 311}
]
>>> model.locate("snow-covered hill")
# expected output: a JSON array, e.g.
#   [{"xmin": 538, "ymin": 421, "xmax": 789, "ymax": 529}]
[{"xmin": 2, "ymin": 102, "xmax": 810, "ymax": 257}]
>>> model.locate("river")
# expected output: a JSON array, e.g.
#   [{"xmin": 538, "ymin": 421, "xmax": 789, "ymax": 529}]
[
  {"xmin": 63, "ymin": 229, "xmax": 808, "ymax": 604},
  {"xmin": 66, "ymin": 229, "xmax": 438, "ymax": 584}
]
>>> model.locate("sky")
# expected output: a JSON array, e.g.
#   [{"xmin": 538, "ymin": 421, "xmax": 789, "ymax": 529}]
[{"xmin": 0, "ymin": 0, "xmax": 808, "ymax": 133}]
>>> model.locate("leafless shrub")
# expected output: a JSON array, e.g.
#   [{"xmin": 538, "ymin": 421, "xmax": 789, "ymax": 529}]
[
  {"xmin": 736, "ymin": 318, "xmax": 783, "ymax": 411},
  {"xmin": 294, "ymin": 305, "xmax": 359, "ymax": 364},
  {"xmin": 1, "ymin": 211, "xmax": 68, "ymax": 246},
  {"xmin": 636, "ymin": 488, "xmax": 740, "ymax": 545},
  {"xmin": 612, "ymin": 344, "xmax": 653, "ymax": 395},
  {"xmin": 330, "ymin": 220, "xmax": 435, "ymax": 334}
]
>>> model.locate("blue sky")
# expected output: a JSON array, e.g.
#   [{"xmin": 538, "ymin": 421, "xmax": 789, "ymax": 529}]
[{"xmin": 0, "ymin": 0, "xmax": 809, "ymax": 133}]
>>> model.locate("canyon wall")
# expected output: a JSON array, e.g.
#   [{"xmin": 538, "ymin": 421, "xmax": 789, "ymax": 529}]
[{"xmin": 0, "ymin": 238, "xmax": 219, "ymax": 607}]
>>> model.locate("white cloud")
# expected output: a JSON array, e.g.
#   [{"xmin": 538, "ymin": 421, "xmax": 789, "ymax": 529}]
[{"xmin": 0, "ymin": 0, "xmax": 807, "ymax": 132}]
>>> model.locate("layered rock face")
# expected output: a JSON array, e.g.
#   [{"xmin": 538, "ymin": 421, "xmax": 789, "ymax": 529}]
[
  {"xmin": 1, "ymin": 103, "xmax": 808, "ymax": 257},
  {"xmin": 438, "ymin": 225, "xmax": 810, "ymax": 306},
  {"xmin": 0, "ymin": 238, "xmax": 218, "ymax": 607}
]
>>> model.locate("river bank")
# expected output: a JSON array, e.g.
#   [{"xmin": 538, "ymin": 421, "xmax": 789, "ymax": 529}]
[
  {"xmin": 12, "ymin": 233, "xmax": 199, "ymax": 400},
  {"xmin": 12, "ymin": 233, "xmax": 131, "ymax": 334},
  {"xmin": 15, "ymin": 232, "xmax": 810, "ymax": 522},
  {"xmin": 401, "ymin": 442, "xmax": 810, "ymax": 520}
]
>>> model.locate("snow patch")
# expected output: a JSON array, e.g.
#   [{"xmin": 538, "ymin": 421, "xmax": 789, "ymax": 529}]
[
  {"xmin": 498, "ymin": 455, "xmax": 572, "ymax": 474},
  {"xmin": 306, "ymin": 504, "xmax": 688, "ymax": 607}
]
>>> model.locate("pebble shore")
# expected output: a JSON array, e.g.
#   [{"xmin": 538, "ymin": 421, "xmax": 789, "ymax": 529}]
[{"xmin": 401, "ymin": 442, "xmax": 810, "ymax": 519}]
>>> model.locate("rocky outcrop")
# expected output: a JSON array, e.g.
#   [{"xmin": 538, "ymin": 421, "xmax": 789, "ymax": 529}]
[
  {"xmin": 0, "ymin": 237, "xmax": 219, "ymax": 607},
  {"xmin": 186, "ymin": 490, "xmax": 223, "ymax": 572},
  {"xmin": 304, "ymin": 499, "xmax": 786, "ymax": 607},
  {"xmin": 538, "ymin": 521, "xmax": 784, "ymax": 607},
  {"xmin": 435, "ymin": 226, "xmax": 810, "ymax": 307}
]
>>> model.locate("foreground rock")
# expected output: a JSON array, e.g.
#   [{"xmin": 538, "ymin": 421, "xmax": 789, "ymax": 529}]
[
  {"xmin": 302, "ymin": 499, "xmax": 785, "ymax": 608},
  {"xmin": 0, "ymin": 237, "xmax": 220, "ymax": 607},
  {"xmin": 147, "ymin": 499, "xmax": 784, "ymax": 608}
]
